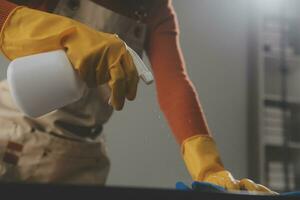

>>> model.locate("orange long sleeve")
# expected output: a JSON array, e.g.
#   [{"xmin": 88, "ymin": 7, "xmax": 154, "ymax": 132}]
[
  {"xmin": 146, "ymin": 0, "xmax": 211, "ymax": 144},
  {"xmin": 0, "ymin": 0, "xmax": 211, "ymax": 144},
  {"xmin": 0, "ymin": 1, "xmax": 17, "ymax": 30}
]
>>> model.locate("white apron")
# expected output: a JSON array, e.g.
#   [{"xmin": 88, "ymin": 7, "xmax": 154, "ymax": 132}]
[{"xmin": 0, "ymin": 0, "xmax": 147, "ymax": 184}]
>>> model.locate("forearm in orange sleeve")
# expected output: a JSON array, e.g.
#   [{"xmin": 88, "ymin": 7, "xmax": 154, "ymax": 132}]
[
  {"xmin": 146, "ymin": 1, "xmax": 211, "ymax": 144},
  {"xmin": 0, "ymin": 0, "xmax": 18, "ymax": 31}
]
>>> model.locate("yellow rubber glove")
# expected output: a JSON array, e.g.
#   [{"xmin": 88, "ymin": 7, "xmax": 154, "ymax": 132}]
[
  {"xmin": 0, "ymin": 7, "xmax": 139, "ymax": 110},
  {"xmin": 182, "ymin": 135, "xmax": 277, "ymax": 194}
]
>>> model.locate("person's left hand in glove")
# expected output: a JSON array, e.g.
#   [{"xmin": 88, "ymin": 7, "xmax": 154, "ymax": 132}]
[{"xmin": 182, "ymin": 135, "xmax": 278, "ymax": 194}]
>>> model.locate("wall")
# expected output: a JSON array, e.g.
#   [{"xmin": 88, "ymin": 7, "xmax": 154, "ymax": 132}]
[{"xmin": 0, "ymin": 0, "xmax": 249, "ymax": 189}]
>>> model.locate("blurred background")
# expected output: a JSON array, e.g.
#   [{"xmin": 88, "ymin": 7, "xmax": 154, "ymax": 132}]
[{"xmin": 1, "ymin": 0, "xmax": 300, "ymax": 193}]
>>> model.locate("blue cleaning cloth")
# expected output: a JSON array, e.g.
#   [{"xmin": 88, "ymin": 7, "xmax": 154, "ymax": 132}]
[
  {"xmin": 176, "ymin": 181, "xmax": 226, "ymax": 193},
  {"xmin": 176, "ymin": 181, "xmax": 300, "ymax": 196}
]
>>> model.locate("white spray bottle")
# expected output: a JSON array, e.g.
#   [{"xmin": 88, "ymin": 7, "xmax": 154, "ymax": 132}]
[{"xmin": 6, "ymin": 47, "xmax": 153, "ymax": 118}]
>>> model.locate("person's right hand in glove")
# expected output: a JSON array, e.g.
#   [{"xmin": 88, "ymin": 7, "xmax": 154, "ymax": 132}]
[{"xmin": 0, "ymin": 6, "xmax": 139, "ymax": 110}]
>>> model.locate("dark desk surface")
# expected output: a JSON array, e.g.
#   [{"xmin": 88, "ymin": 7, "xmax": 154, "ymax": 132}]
[{"xmin": 0, "ymin": 182, "xmax": 295, "ymax": 200}]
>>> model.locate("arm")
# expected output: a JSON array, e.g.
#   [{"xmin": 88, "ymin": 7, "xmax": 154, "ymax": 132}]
[
  {"xmin": 145, "ymin": 0, "xmax": 275, "ymax": 194},
  {"xmin": 0, "ymin": 1, "xmax": 17, "ymax": 30},
  {"xmin": 0, "ymin": 0, "xmax": 59, "ymax": 30},
  {"xmin": 0, "ymin": 1, "xmax": 139, "ymax": 110},
  {"xmin": 145, "ymin": 0, "xmax": 210, "ymax": 144}
]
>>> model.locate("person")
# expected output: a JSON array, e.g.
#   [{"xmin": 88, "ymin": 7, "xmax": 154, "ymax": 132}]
[{"xmin": 0, "ymin": 0, "xmax": 275, "ymax": 193}]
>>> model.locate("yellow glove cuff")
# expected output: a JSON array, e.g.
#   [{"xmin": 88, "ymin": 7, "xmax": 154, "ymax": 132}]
[
  {"xmin": 0, "ymin": 7, "xmax": 75, "ymax": 60},
  {"xmin": 0, "ymin": 6, "xmax": 25, "ymax": 59},
  {"xmin": 181, "ymin": 135, "xmax": 225, "ymax": 181}
]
